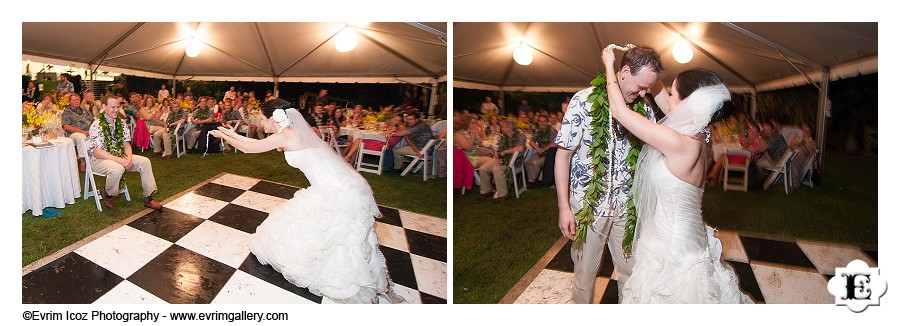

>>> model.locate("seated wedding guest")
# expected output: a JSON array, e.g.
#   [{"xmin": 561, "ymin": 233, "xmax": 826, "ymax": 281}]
[
  {"xmin": 265, "ymin": 90, "xmax": 276, "ymax": 101},
  {"xmin": 82, "ymin": 90, "xmax": 101, "ymax": 116},
  {"xmin": 132, "ymin": 96, "xmax": 156, "ymax": 150},
  {"xmin": 61, "ymin": 93, "xmax": 93, "ymax": 171},
  {"xmin": 219, "ymin": 99, "xmax": 241, "ymax": 153},
  {"xmin": 342, "ymin": 114, "xmax": 406, "ymax": 163},
  {"xmin": 149, "ymin": 98, "xmax": 173, "ymax": 157},
  {"xmin": 788, "ymin": 123, "xmax": 818, "ymax": 187},
  {"xmin": 331, "ymin": 106, "xmax": 347, "ymax": 128},
  {"xmin": 186, "ymin": 97, "xmax": 216, "ymax": 153},
  {"xmin": 88, "ymin": 95, "xmax": 162, "ymax": 210},
  {"xmin": 326, "ymin": 102, "xmax": 339, "ymax": 117},
  {"xmin": 23, "ymin": 81, "xmax": 39, "ymax": 103},
  {"xmin": 36, "ymin": 94, "xmax": 57, "ymax": 114},
  {"xmin": 123, "ymin": 92, "xmax": 143, "ymax": 118},
  {"xmin": 758, "ymin": 121, "xmax": 788, "ymax": 173},
  {"xmin": 306, "ymin": 102, "xmax": 331, "ymax": 136},
  {"xmin": 525, "ymin": 115, "xmax": 557, "ymax": 187},
  {"xmin": 453, "ymin": 114, "xmax": 493, "ymax": 174},
  {"xmin": 485, "ymin": 115, "xmax": 502, "ymax": 137},
  {"xmin": 156, "ymin": 98, "xmax": 187, "ymax": 159},
  {"xmin": 391, "ymin": 113, "xmax": 434, "ymax": 172},
  {"xmin": 478, "ymin": 119, "xmax": 525, "ymax": 203},
  {"xmin": 182, "ymin": 86, "xmax": 193, "ymax": 99},
  {"xmin": 347, "ymin": 105, "xmax": 366, "ymax": 128}
]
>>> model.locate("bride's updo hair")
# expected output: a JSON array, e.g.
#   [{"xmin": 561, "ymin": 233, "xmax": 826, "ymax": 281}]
[
  {"xmin": 675, "ymin": 69, "xmax": 733, "ymax": 123},
  {"xmin": 260, "ymin": 98, "xmax": 292, "ymax": 119},
  {"xmin": 675, "ymin": 69, "xmax": 722, "ymax": 100}
]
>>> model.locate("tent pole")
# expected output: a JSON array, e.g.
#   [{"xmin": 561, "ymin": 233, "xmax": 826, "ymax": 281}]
[
  {"xmin": 274, "ymin": 78, "xmax": 279, "ymax": 98},
  {"xmin": 171, "ymin": 77, "xmax": 176, "ymax": 98},
  {"xmin": 750, "ymin": 89, "xmax": 758, "ymax": 120},
  {"xmin": 428, "ymin": 78, "xmax": 438, "ymax": 117},
  {"xmin": 816, "ymin": 68, "xmax": 830, "ymax": 173}
]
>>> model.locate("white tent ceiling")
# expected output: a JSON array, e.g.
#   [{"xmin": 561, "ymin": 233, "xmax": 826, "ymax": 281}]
[
  {"xmin": 453, "ymin": 22, "xmax": 877, "ymax": 93},
  {"xmin": 22, "ymin": 22, "xmax": 447, "ymax": 83}
]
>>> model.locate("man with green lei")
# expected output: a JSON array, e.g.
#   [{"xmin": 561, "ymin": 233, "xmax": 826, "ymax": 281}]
[
  {"xmin": 524, "ymin": 114, "xmax": 556, "ymax": 188},
  {"xmin": 478, "ymin": 119, "xmax": 525, "ymax": 203},
  {"xmin": 88, "ymin": 95, "xmax": 162, "ymax": 210},
  {"xmin": 186, "ymin": 96, "xmax": 215, "ymax": 153},
  {"xmin": 554, "ymin": 46, "xmax": 670, "ymax": 303}
]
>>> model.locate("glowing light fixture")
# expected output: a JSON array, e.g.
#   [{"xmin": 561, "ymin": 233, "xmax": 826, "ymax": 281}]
[
  {"xmin": 513, "ymin": 44, "xmax": 533, "ymax": 65},
  {"xmin": 335, "ymin": 28, "xmax": 359, "ymax": 53},
  {"xmin": 185, "ymin": 39, "xmax": 203, "ymax": 58},
  {"xmin": 673, "ymin": 37, "xmax": 693, "ymax": 64}
]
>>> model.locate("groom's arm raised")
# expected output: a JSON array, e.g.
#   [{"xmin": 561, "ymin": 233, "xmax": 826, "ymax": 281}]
[{"xmin": 555, "ymin": 148, "xmax": 576, "ymax": 240}]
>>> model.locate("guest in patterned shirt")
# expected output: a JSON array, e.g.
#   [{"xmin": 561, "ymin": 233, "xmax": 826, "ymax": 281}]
[
  {"xmin": 478, "ymin": 119, "xmax": 525, "ymax": 203},
  {"xmin": 61, "ymin": 93, "xmax": 94, "ymax": 171},
  {"xmin": 391, "ymin": 113, "xmax": 434, "ymax": 171},
  {"xmin": 525, "ymin": 115, "xmax": 556, "ymax": 187},
  {"xmin": 156, "ymin": 99, "xmax": 187, "ymax": 158}
]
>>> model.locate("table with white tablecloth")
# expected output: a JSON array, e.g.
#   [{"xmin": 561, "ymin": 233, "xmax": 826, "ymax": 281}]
[{"xmin": 22, "ymin": 137, "xmax": 81, "ymax": 216}]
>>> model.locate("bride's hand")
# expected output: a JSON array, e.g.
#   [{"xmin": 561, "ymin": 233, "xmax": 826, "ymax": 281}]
[
  {"xmin": 602, "ymin": 46, "xmax": 616, "ymax": 72},
  {"xmin": 209, "ymin": 130, "xmax": 223, "ymax": 138}
]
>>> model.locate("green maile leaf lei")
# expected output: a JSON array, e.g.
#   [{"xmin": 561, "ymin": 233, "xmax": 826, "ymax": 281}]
[
  {"xmin": 98, "ymin": 114, "xmax": 126, "ymax": 158},
  {"xmin": 574, "ymin": 72, "xmax": 648, "ymax": 257}
]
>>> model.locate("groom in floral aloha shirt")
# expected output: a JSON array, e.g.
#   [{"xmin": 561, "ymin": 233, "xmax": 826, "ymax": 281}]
[{"xmin": 554, "ymin": 46, "xmax": 670, "ymax": 303}]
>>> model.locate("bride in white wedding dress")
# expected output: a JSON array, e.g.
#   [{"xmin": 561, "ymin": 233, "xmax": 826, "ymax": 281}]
[
  {"xmin": 601, "ymin": 47, "xmax": 753, "ymax": 304},
  {"xmin": 211, "ymin": 98, "xmax": 404, "ymax": 304}
]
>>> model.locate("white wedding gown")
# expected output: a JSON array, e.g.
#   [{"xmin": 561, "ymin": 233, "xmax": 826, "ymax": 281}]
[
  {"xmin": 249, "ymin": 147, "xmax": 402, "ymax": 303},
  {"xmin": 620, "ymin": 146, "xmax": 753, "ymax": 304}
]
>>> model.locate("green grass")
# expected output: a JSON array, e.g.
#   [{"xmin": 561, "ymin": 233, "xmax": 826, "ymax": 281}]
[
  {"xmin": 453, "ymin": 149, "xmax": 877, "ymax": 304},
  {"xmin": 22, "ymin": 150, "xmax": 446, "ymax": 267}
]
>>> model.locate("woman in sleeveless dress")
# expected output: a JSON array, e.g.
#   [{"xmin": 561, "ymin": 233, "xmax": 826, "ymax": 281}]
[
  {"xmin": 211, "ymin": 98, "xmax": 404, "ymax": 304},
  {"xmin": 601, "ymin": 47, "xmax": 753, "ymax": 304}
]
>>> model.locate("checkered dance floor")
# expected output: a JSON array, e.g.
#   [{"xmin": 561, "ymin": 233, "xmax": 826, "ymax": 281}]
[
  {"xmin": 505, "ymin": 231, "xmax": 877, "ymax": 304},
  {"xmin": 23, "ymin": 173, "xmax": 447, "ymax": 304}
]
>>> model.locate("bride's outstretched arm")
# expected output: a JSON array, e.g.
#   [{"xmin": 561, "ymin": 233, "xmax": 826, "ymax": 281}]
[
  {"xmin": 212, "ymin": 127, "xmax": 288, "ymax": 153},
  {"xmin": 602, "ymin": 47, "xmax": 682, "ymax": 156}
]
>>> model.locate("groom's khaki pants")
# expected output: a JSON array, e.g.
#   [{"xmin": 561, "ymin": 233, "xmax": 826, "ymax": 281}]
[{"xmin": 570, "ymin": 214, "xmax": 634, "ymax": 304}]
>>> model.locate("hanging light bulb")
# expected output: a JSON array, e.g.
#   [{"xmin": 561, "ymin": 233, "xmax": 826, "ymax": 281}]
[
  {"xmin": 185, "ymin": 39, "xmax": 203, "ymax": 58},
  {"xmin": 673, "ymin": 37, "xmax": 693, "ymax": 64},
  {"xmin": 335, "ymin": 28, "xmax": 359, "ymax": 53},
  {"xmin": 513, "ymin": 44, "xmax": 533, "ymax": 65}
]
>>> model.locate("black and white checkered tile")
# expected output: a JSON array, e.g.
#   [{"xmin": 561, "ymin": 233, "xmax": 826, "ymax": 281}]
[
  {"xmin": 509, "ymin": 231, "xmax": 877, "ymax": 304},
  {"xmin": 22, "ymin": 173, "xmax": 447, "ymax": 304}
]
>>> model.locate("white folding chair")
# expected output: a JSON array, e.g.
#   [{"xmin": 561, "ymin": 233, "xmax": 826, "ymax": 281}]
[
  {"xmin": 174, "ymin": 114, "xmax": 191, "ymax": 158},
  {"xmin": 78, "ymin": 139, "xmax": 130, "ymax": 211},
  {"xmin": 798, "ymin": 150, "xmax": 817, "ymax": 187},
  {"xmin": 324, "ymin": 128, "xmax": 348, "ymax": 155},
  {"xmin": 722, "ymin": 148, "xmax": 752, "ymax": 192},
  {"xmin": 356, "ymin": 133, "xmax": 389, "ymax": 175},
  {"xmin": 400, "ymin": 139, "xmax": 442, "ymax": 181},
  {"xmin": 762, "ymin": 149, "xmax": 798, "ymax": 194},
  {"xmin": 507, "ymin": 150, "xmax": 528, "ymax": 198}
]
